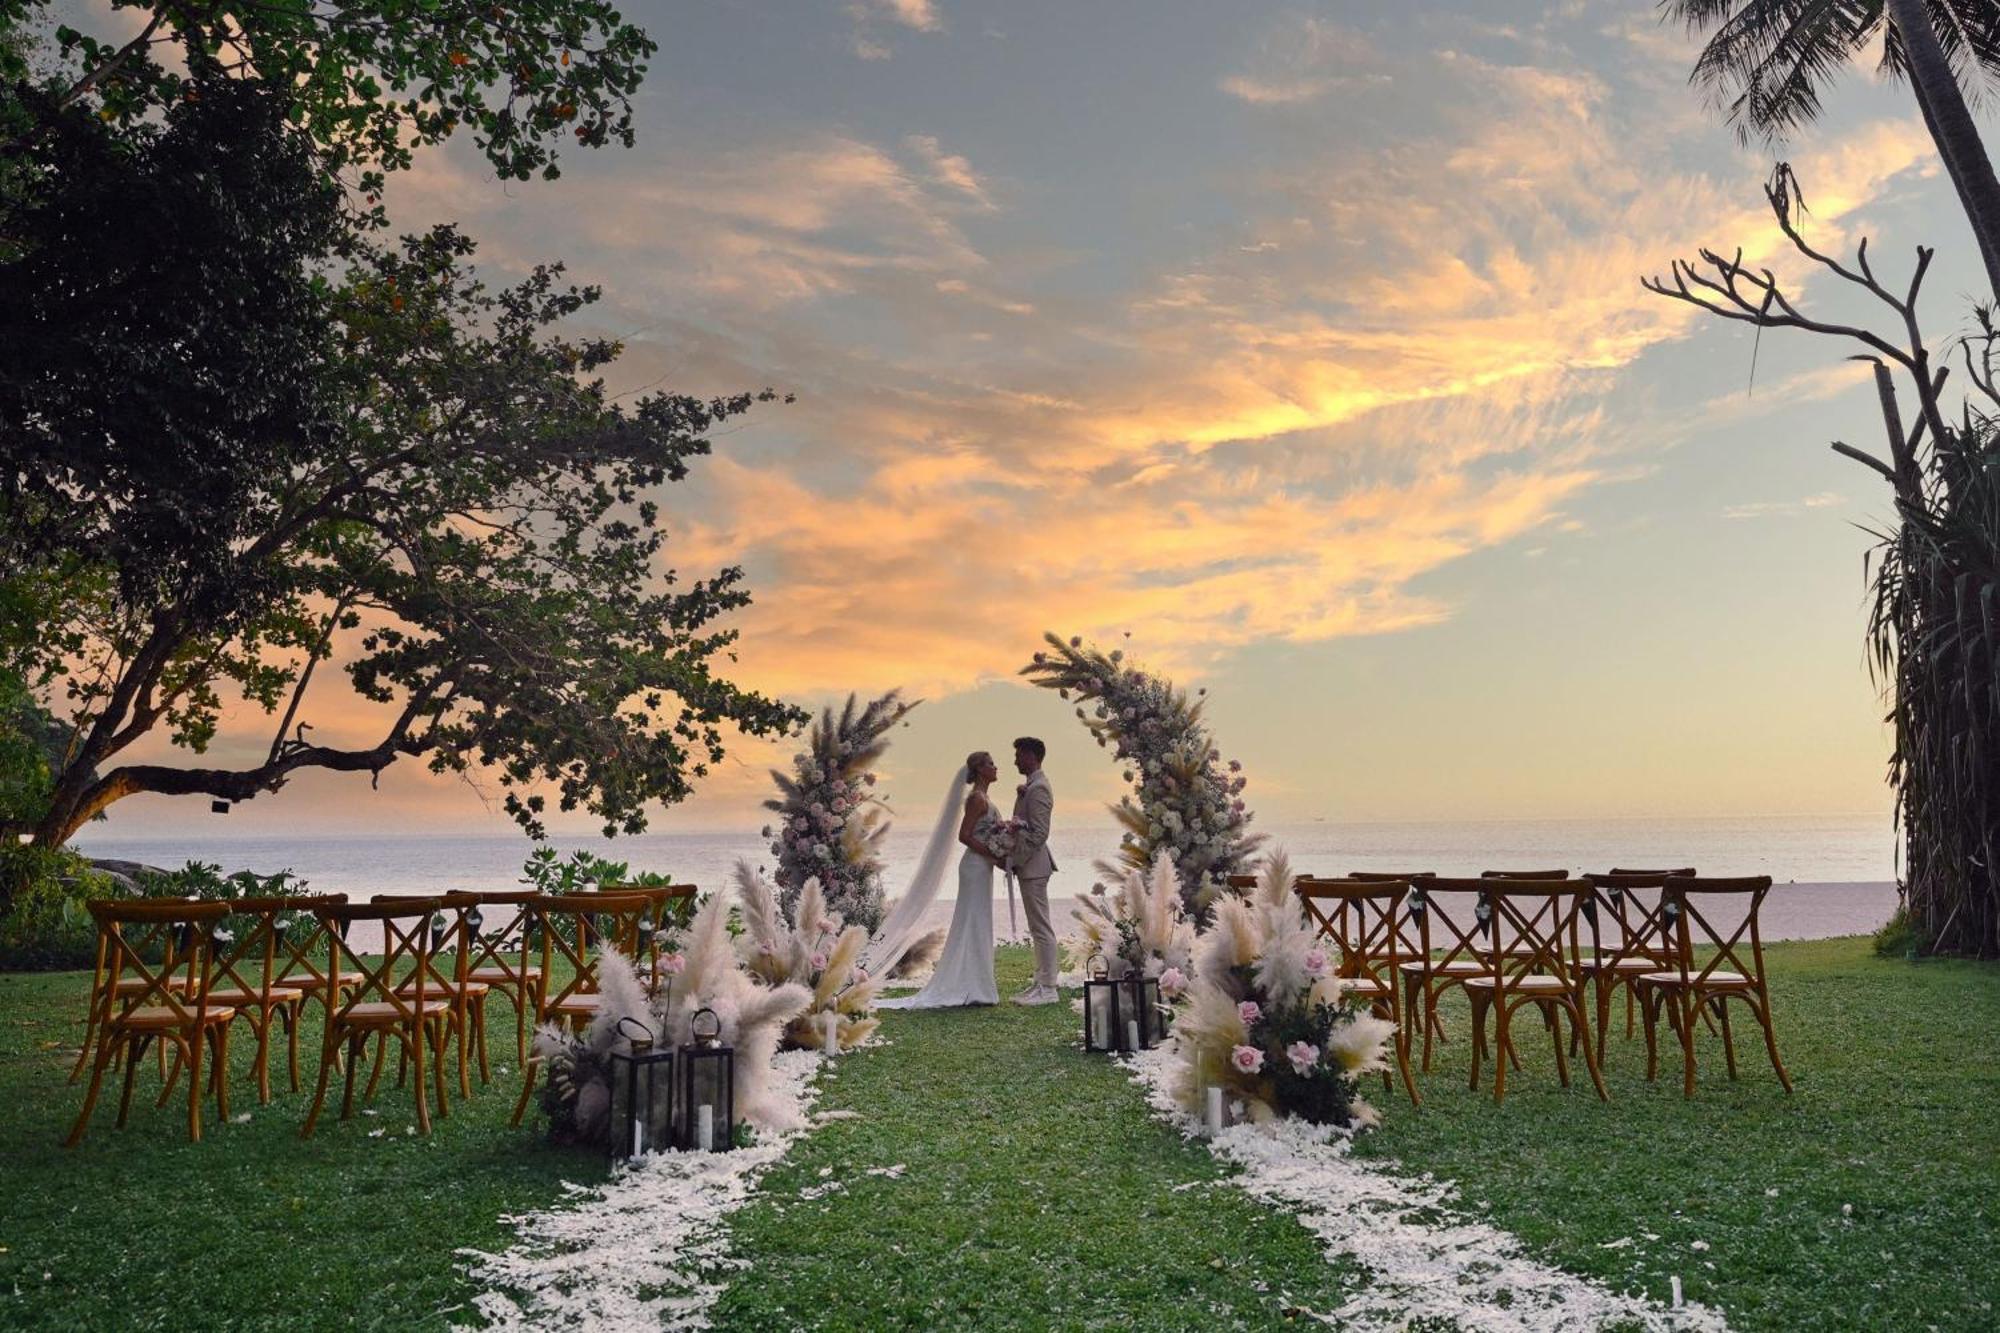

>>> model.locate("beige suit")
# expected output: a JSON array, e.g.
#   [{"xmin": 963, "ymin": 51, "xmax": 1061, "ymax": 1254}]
[{"xmin": 1010, "ymin": 770, "xmax": 1058, "ymax": 988}]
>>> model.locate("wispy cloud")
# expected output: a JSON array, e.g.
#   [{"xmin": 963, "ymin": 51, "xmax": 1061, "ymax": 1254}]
[
  {"xmin": 1722, "ymin": 493, "xmax": 1846, "ymax": 520},
  {"xmin": 1219, "ymin": 13, "xmax": 1387, "ymax": 104}
]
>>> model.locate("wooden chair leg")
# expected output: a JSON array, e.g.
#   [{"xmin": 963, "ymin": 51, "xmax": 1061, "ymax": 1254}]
[
  {"xmin": 1492, "ymin": 1001, "xmax": 1514, "ymax": 1105},
  {"xmin": 1640, "ymin": 984, "xmax": 1661, "ymax": 1081},
  {"xmin": 455, "ymin": 1006, "xmax": 472, "ymax": 1100},
  {"xmin": 1752, "ymin": 990, "xmax": 1794, "ymax": 1092},
  {"xmin": 211, "ymin": 1023, "xmax": 233, "ymax": 1125},
  {"xmin": 1593, "ymin": 975, "xmax": 1614, "ymax": 1067},
  {"xmin": 411, "ymin": 1030, "xmax": 432, "ymax": 1136},
  {"xmin": 1467, "ymin": 990, "xmax": 1489, "ymax": 1092},
  {"xmin": 431, "ymin": 1019, "xmax": 452, "ymax": 1120},
  {"xmin": 514, "ymin": 983, "xmax": 529, "ymax": 1065},
  {"xmin": 511, "ymin": 1055, "xmax": 540, "ymax": 1128},
  {"xmin": 340, "ymin": 1034, "xmax": 364, "ymax": 1119},
  {"xmin": 117, "ymin": 1039, "xmax": 145, "ymax": 1129},
  {"xmin": 1576, "ymin": 1000, "xmax": 1611, "ymax": 1101},
  {"xmin": 284, "ymin": 1002, "xmax": 302, "ymax": 1093},
  {"xmin": 68, "ymin": 984, "xmax": 109, "ymax": 1085},
  {"xmin": 1548, "ymin": 1000, "xmax": 1571, "ymax": 1087},
  {"xmin": 186, "ymin": 1027, "xmax": 206, "ymax": 1143},
  {"xmin": 474, "ymin": 995, "xmax": 492, "ymax": 1086},
  {"xmin": 66, "ymin": 1039, "xmax": 118, "ymax": 1147},
  {"xmin": 302, "ymin": 1036, "xmax": 337, "ymax": 1137},
  {"xmin": 1677, "ymin": 993, "xmax": 1698, "ymax": 1099},
  {"xmin": 1715, "ymin": 997, "xmax": 1739, "ymax": 1078},
  {"xmin": 364, "ymin": 1031, "xmax": 391, "ymax": 1103}
]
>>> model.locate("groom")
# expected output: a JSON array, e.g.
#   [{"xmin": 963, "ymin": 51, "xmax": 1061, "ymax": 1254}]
[{"xmin": 1009, "ymin": 736, "xmax": 1059, "ymax": 1004}]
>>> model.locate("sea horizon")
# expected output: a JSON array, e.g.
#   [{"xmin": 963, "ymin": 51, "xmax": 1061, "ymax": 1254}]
[{"xmin": 76, "ymin": 811, "xmax": 1901, "ymax": 943}]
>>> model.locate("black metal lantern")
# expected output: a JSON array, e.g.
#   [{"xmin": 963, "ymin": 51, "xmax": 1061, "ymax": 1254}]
[
  {"xmin": 1082, "ymin": 954, "xmax": 1122, "ymax": 1054},
  {"xmin": 607, "ymin": 1017, "xmax": 675, "ymax": 1162},
  {"xmin": 677, "ymin": 1006, "xmax": 735, "ymax": 1152},
  {"xmin": 1119, "ymin": 972, "xmax": 1163, "ymax": 1051}
]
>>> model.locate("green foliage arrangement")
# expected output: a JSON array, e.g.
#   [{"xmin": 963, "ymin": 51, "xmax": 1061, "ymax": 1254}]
[{"xmin": 0, "ymin": 841, "xmax": 102, "ymax": 969}]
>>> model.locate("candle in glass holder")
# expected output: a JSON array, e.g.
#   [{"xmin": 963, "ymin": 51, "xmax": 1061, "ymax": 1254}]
[
  {"xmin": 823, "ymin": 1010, "xmax": 838, "ymax": 1056},
  {"xmin": 1125, "ymin": 1019, "xmax": 1140, "ymax": 1053},
  {"xmin": 696, "ymin": 1104, "xmax": 714, "ymax": 1153},
  {"xmin": 1205, "ymin": 1086, "xmax": 1224, "ymax": 1136}
]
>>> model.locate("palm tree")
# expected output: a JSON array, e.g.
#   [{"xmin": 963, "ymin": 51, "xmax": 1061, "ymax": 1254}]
[{"xmin": 1664, "ymin": 0, "xmax": 2000, "ymax": 297}]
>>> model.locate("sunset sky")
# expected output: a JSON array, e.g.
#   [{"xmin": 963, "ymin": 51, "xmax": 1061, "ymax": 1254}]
[{"xmin": 95, "ymin": 0, "xmax": 1986, "ymax": 837}]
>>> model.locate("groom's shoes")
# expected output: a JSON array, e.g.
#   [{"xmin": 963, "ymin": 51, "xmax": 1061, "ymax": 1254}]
[{"xmin": 1012, "ymin": 985, "xmax": 1059, "ymax": 1006}]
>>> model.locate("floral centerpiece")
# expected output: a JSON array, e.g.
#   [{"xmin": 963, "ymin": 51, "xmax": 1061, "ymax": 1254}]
[
  {"xmin": 733, "ymin": 861, "xmax": 882, "ymax": 1052},
  {"xmin": 1173, "ymin": 851, "xmax": 1393, "ymax": 1130},
  {"xmin": 531, "ymin": 889, "xmax": 812, "ymax": 1148},
  {"xmin": 1021, "ymin": 633, "xmax": 1260, "ymax": 920},
  {"xmin": 762, "ymin": 691, "xmax": 918, "ymax": 931},
  {"xmin": 1065, "ymin": 857, "xmax": 1195, "ymax": 1000}
]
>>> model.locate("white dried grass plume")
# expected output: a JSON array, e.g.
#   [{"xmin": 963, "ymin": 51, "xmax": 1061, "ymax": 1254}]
[
  {"xmin": 1327, "ymin": 1012, "xmax": 1396, "ymax": 1077},
  {"xmin": 1197, "ymin": 896, "xmax": 1260, "ymax": 983},
  {"xmin": 582, "ymin": 948, "xmax": 653, "ymax": 1050},
  {"xmin": 1251, "ymin": 895, "xmax": 1316, "ymax": 1001}
]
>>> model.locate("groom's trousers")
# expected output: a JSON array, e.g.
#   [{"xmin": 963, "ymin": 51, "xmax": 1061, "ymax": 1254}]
[{"xmin": 1018, "ymin": 873, "xmax": 1057, "ymax": 988}]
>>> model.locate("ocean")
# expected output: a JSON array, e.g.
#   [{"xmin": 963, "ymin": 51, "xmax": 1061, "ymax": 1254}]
[{"xmin": 76, "ymin": 813, "xmax": 1900, "ymax": 943}]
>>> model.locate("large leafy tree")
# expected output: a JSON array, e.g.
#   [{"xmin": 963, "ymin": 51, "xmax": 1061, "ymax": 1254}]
[
  {"xmin": 1664, "ymin": 0, "xmax": 2000, "ymax": 296},
  {"xmin": 0, "ymin": 82, "xmax": 802, "ymax": 890},
  {"xmin": 1, "ymin": 0, "xmax": 653, "ymax": 190}
]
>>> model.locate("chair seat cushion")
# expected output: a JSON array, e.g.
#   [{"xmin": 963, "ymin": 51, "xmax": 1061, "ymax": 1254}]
[
  {"xmin": 1639, "ymin": 970, "xmax": 1752, "ymax": 988},
  {"xmin": 1342, "ymin": 976, "xmax": 1392, "ymax": 998},
  {"xmin": 203, "ymin": 987, "xmax": 304, "ymax": 1007},
  {"xmin": 394, "ymin": 981, "xmax": 490, "ymax": 998},
  {"xmin": 468, "ymin": 966, "xmax": 542, "ymax": 984},
  {"xmin": 1579, "ymin": 958, "xmax": 1665, "ymax": 975},
  {"xmin": 1398, "ymin": 959, "xmax": 1489, "ymax": 976},
  {"xmin": 341, "ymin": 1000, "xmax": 450, "ymax": 1022},
  {"xmin": 120, "ymin": 1004, "xmax": 236, "ymax": 1028},
  {"xmin": 272, "ymin": 973, "xmax": 337, "ymax": 991},
  {"xmin": 551, "ymin": 994, "xmax": 602, "ymax": 1015},
  {"xmin": 1463, "ymin": 974, "xmax": 1574, "ymax": 992}
]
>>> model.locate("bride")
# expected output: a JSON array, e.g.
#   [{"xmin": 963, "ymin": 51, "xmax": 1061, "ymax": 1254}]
[{"xmin": 871, "ymin": 751, "xmax": 1004, "ymax": 1009}]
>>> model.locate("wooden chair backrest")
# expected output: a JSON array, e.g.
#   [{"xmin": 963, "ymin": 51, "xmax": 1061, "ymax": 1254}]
[
  {"xmin": 1661, "ymin": 876, "xmax": 1774, "ymax": 988},
  {"xmin": 1342, "ymin": 871, "xmax": 1436, "ymax": 883},
  {"xmin": 269, "ymin": 895, "xmax": 352, "ymax": 988},
  {"xmin": 316, "ymin": 899, "xmax": 445, "ymax": 1027},
  {"xmin": 533, "ymin": 893, "xmax": 653, "ymax": 1011},
  {"xmin": 208, "ymin": 896, "xmax": 307, "ymax": 997},
  {"xmin": 1481, "ymin": 869, "xmax": 1571, "ymax": 880},
  {"xmin": 87, "ymin": 899, "xmax": 229, "ymax": 1028},
  {"xmin": 462, "ymin": 890, "xmax": 538, "ymax": 977},
  {"xmin": 372, "ymin": 892, "xmax": 481, "ymax": 990},
  {"xmin": 1475, "ymin": 879, "xmax": 1589, "ymax": 985},
  {"xmin": 1609, "ymin": 867, "xmax": 1698, "ymax": 877},
  {"xmin": 1581, "ymin": 873, "xmax": 1690, "ymax": 963},
  {"xmin": 1295, "ymin": 878, "xmax": 1410, "ymax": 989},
  {"xmin": 1408, "ymin": 877, "xmax": 1492, "ymax": 971}
]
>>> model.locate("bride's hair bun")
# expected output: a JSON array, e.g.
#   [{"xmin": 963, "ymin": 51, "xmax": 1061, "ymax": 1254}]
[{"xmin": 964, "ymin": 750, "xmax": 990, "ymax": 776}]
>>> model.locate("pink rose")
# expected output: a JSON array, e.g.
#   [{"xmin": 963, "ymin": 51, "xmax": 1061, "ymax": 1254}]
[
  {"xmin": 1286, "ymin": 1040, "xmax": 1320, "ymax": 1076},
  {"xmin": 1230, "ymin": 1044, "xmax": 1265, "ymax": 1075},
  {"xmin": 757, "ymin": 941, "xmax": 775, "ymax": 956},
  {"xmin": 1237, "ymin": 1000, "xmax": 1261, "ymax": 1026},
  {"xmin": 1158, "ymin": 967, "xmax": 1187, "ymax": 998},
  {"xmin": 810, "ymin": 951, "xmax": 829, "ymax": 971},
  {"xmin": 1303, "ymin": 949, "xmax": 1328, "ymax": 978},
  {"xmin": 662, "ymin": 953, "xmax": 686, "ymax": 976}
]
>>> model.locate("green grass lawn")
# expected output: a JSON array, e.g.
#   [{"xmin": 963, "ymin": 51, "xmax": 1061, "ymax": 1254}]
[{"xmin": 0, "ymin": 938, "xmax": 1993, "ymax": 1330}]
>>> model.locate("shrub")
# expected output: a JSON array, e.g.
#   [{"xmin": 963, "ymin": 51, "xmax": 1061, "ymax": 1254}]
[{"xmin": 0, "ymin": 844, "xmax": 108, "ymax": 970}]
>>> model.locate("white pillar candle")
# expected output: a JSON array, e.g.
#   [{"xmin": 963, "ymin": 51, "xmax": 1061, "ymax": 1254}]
[
  {"xmin": 1670, "ymin": 1277, "xmax": 1682, "ymax": 1309},
  {"xmin": 632, "ymin": 1120, "xmax": 643, "ymax": 1157},
  {"xmin": 823, "ymin": 1010, "xmax": 839, "ymax": 1056},
  {"xmin": 1205, "ymin": 1086, "xmax": 1224, "ymax": 1136},
  {"xmin": 1126, "ymin": 1019, "xmax": 1140, "ymax": 1053},
  {"xmin": 696, "ymin": 1104, "xmax": 714, "ymax": 1153}
]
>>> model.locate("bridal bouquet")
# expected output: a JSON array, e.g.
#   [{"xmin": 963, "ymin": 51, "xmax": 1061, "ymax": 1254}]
[
  {"xmin": 1065, "ymin": 857, "xmax": 1195, "ymax": 996},
  {"xmin": 1021, "ymin": 633, "xmax": 1259, "ymax": 922},
  {"xmin": 734, "ymin": 862, "xmax": 883, "ymax": 1052},
  {"xmin": 1172, "ymin": 851, "xmax": 1393, "ymax": 1130},
  {"xmin": 762, "ymin": 691, "xmax": 917, "ymax": 931},
  {"xmin": 983, "ymin": 817, "xmax": 1021, "ymax": 867}
]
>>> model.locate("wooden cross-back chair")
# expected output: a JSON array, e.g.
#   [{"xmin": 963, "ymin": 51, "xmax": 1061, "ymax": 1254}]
[
  {"xmin": 374, "ymin": 892, "xmax": 493, "ymax": 1098},
  {"xmin": 203, "ymin": 896, "xmax": 315, "ymax": 1104},
  {"xmin": 67, "ymin": 900, "xmax": 236, "ymax": 1147},
  {"xmin": 1396, "ymin": 878, "xmax": 1497, "ymax": 1072},
  {"xmin": 267, "ymin": 894, "xmax": 353, "ymax": 1021},
  {"xmin": 463, "ymin": 890, "xmax": 540, "ymax": 1063},
  {"xmin": 1463, "ymin": 879, "xmax": 1608, "ymax": 1104},
  {"xmin": 1295, "ymin": 878, "xmax": 1421, "ymax": 1106},
  {"xmin": 302, "ymin": 899, "xmax": 454, "ymax": 1137},
  {"xmin": 1576, "ymin": 871, "xmax": 1694, "ymax": 1064},
  {"xmin": 508, "ymin": 891, "xmax": 653, "ymax": 1127},
  {"xmin": 69, "ymin": 903, "xmax": 198, "ymax": 1086},
  {"xmin": 1636, "ymin": 876, "xmax": 1792, "ymax": 1097}
]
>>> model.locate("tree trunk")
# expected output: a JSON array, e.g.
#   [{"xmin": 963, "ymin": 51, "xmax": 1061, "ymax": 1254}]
[{"xmin": 1887, "ymin": 0, "xmax": 2000, "ymax": 300}]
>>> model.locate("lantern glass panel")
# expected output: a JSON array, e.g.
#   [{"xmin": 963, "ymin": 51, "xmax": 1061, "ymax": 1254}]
[
  {"xmin": 607, "ymin": 1046, "xmax": 675, "ymax": 1161},
  {"xmin": 1082, "ymin": 977, "xmax": 1118, "ymax": 1053},
  {"xmin": 679, "ymin": 1045, "xmax": 735, "ymax": 1151}
]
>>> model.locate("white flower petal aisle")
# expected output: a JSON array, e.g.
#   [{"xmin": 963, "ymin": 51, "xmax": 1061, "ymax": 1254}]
[
  {"xmin": 1125, "ymin": 1046, "xmax": 1730, "ymax": 1333},
  {"xmin": 458, "ymin": 1049, "xmax": 827, "ymax": 1332}
]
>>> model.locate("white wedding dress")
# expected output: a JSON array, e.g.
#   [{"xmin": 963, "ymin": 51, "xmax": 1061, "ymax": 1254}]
[{"xmin": 877, "ymin": 806, "xmax": 999, "ymax": 1009}]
